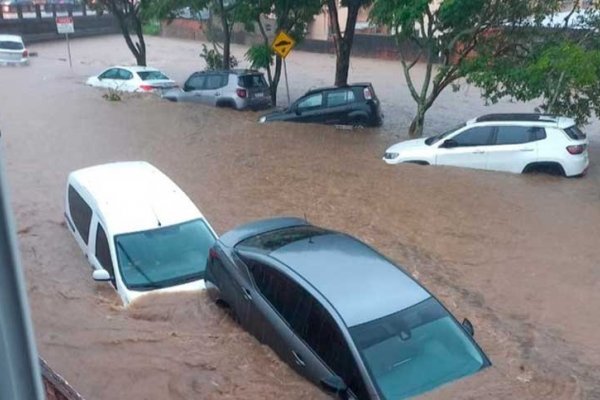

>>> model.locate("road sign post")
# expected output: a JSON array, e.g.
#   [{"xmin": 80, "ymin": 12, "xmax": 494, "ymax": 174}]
[
  {"xmin": 271, "ymin": 31, "xmax": 296, "ymax": 106},
  {"xmin": 56, "ymin": 16, "xmax": 74, "ymax": 69}
]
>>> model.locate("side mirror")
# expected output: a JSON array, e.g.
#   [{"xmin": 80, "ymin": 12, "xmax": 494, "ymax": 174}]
[
  {"xmin": 462, "ymin": 318, "xmax": 475, "ymax": 337},
  {"xmin": 92, "ymin": 269, "xmax": 111, "ymax": 282},
  {"xmin": 442, "ymin": 139, "xmax": 458, "ymax": 148},
  {"xmin": 321, "ymin": 375, "xmax": 348, "ymax": 398}
]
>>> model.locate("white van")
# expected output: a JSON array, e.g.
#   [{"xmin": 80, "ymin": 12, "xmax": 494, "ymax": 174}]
[{"xmin": 64, "ymin": 161, "xmax": 218, "ymax": 305}]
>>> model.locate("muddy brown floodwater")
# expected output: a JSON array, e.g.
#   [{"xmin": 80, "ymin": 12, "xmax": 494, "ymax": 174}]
[{"xmin": 1, "ymin": 35, "xmax": 600, "ymax": 399}]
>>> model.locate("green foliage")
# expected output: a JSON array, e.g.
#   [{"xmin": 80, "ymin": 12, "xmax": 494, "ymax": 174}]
[
  {"xmin": 142, "ymin": 19, "xmax": 161, "ymax": 35},
  {"xmin": 245, "ymin": 44, "xmax": 272, "ymax": 70},
  {"xmin": 199, "ymin": 43, "xmax": 238, "ymax": 70},
  {"xmin": 103, "ymin": 88, "xmax": 122, "ymax": 102}
]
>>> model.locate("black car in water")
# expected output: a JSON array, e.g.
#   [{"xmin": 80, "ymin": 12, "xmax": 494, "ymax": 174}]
[
  {"xmin": 205, "ymin": 217, "xmax": 490, "ymax": 399},
  {"xmin": 259, "ymin": 83, "xmax": 383, "ymax": 127}
]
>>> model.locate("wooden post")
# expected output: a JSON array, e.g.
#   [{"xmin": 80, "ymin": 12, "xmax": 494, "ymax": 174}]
[
  {"xmin": 52, "ymin": 4, "xmax": 57, "ymax": 18},
  {"xmin": 35, "ymin": 4, "xmax": 41, "ymax": 19},
  {"xmin": 16, "ymin": 4, "xmax": 23, "ymax": 19},
  {"xmin": 67, "ymin": 4, "xmax": 72, "ymax": 17}
]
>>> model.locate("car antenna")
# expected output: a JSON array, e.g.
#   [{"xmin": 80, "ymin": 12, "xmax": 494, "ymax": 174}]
[
  {"xmin": 304, "ymin": 213, "xmax": 313, "ymax": 244},
  {"xmin": 151, "ymin": 206, "xmax": 162, "ymax": 227}
]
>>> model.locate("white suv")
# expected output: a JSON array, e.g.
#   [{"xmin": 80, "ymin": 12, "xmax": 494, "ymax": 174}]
[{"xmin": 383, "ymin": 114, "xmax": 589, "ymax": 177}]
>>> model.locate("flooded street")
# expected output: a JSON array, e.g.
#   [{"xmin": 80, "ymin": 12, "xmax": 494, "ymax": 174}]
[{"xmin": 1, "ymin": 35, "xmax": 600, "ymax": 399}]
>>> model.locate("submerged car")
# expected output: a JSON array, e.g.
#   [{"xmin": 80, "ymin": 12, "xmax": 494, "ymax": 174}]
[
  {"xmin": 162, "ymin": 69, "xmax": 271, "ymax": 110},
  {"xmin": 0, "ymin": 35, "xmax": 28, "ymax": 66},
  {"xmin": 86, "ymin": 66, "xmax": 177, "ymax": 93},
  {"xmin": 65, "ymin": 161, "xmax": 217, "ymax": 305},
  {"xmin": 259, "ymin": 83, "xmax": 383, "ymax": 127},
  {"xmin": 206, "ymin": 217, "xmax": 490, "ymax": 399},
  {"xmin": 383, "ymin": 113, "xmax": 589, "ymax": 177}
]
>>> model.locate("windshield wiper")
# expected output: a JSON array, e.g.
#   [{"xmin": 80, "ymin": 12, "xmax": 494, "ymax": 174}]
[{"xmin": 116, "ymin": 241, "xmax": 157, "ymax": 287}]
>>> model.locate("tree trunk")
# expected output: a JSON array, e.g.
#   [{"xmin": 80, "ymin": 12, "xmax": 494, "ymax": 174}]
[
  {"xmin": 328, "ymin": 0, "xmax": 360, "ymax": 86},
  {"xmin": 408, "ymin": 108, "xmax": 426, "ymax": 138},
  {"xmin": 271, "ymin": 56, "xmax": 282, "ymax": 105},
  {"xmin": 218, "ymin": 0, "xmax": 230, "ymax": 70},
  {"xmin": 133, "ymin": 14, "xmax": 146, "ymax": 66}
]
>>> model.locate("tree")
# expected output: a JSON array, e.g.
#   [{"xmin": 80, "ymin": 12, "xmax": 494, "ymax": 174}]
[
  {"xmin": 464, "ymin": 3, "xmax": 600, "ymax": 125},
  {"xmin": 100, "ymin": 0, "xmax": 149, "ymax": 66},
  {"xmin": 240, "ymin": 0, "xmax": 323, "ymax": 104},
  {"xmin": 326, "ymin": 0, "xmax": 372, "ymax": 86},
  {"xmin": 370, "ymin": 0, "xmax": 561, "ymax": 137}
]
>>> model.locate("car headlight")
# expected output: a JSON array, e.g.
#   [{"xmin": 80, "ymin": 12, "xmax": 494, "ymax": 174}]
[
  {"xmin": 383, "ymin": 152, "xmax": 399, "ymax": 160},
  {"xmin": 259, "ymin": 116, "xmax": 267, "ymax": 123}
]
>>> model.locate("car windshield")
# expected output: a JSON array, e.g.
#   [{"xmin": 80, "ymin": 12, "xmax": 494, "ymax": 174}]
[
  {"xmin": 425, "ymin": 123, "xmax": 466, "ymax": 145},
  {"xmin": 350, "ymin": 297, "xmax": 488, "ymax": 400},
  {"xmin": 0, "ymin": 41, "xmax": 24, "ymax": 50},
  {"xmin": 238, "ymin": 74, "xmax": 267, "ymax": 88},
  {"xmin": 114, "ymin": 219, "xmax": 215, "ymax": 290},
  {"xmin": 137, "ymin": 71, "xmax": 169, "ymax": 81}
]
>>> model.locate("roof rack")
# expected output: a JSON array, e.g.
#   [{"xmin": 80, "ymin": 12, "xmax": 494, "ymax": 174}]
[{"xmin": 475, "ymin": 113, "xmax": 559, "ymax": 123}]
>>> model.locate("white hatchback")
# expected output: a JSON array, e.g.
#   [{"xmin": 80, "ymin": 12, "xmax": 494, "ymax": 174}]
[
  {"xmin": 86, "ymin": 66, "xmax": 177, "ymax": 93},
  {"xmin": 0, "ymin": 34, "xmax": 28, "ymax": 66},
  {"xmin": 383, "ymin": 114, "xmax": 589, "ymax": 177},
  {"xmin": 65, "ymin": 161, "xmax": 218, "ymax": 305}
]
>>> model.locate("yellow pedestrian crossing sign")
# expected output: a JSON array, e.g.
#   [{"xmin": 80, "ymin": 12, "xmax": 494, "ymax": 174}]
[{"xmin": 271, "ymin": 31, "xmax": 296, "ymax": 59}]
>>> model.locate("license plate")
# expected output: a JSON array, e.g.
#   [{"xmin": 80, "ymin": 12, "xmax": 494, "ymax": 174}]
[{"xmin": 254, "ymin": 93, "xmax": 264, "ymax": 98}]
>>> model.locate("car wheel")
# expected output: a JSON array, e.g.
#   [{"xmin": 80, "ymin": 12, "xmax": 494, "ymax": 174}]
[{"xmin": 352, "ymin": 117, "xmax": 368, "ymax": 129}]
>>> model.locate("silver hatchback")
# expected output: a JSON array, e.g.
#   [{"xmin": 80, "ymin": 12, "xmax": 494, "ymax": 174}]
[{"xmin": 163, "ymin": 69, "xmax": 272, "ymax": 110}]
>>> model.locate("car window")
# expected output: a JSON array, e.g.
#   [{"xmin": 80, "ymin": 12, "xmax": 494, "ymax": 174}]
[
  {"xmin": 137, "ymin": 71, "xmax": 169, "ymax": 81},
  {"xmin": 238, "ymin": 74, "xmax": 267, "ymax": 88},
  {"xmin": 0, "ymin": 40, "xmax": 24, "ymax": 50},
  {"xmin": 205, "ymin": 74, "xmax": 226, "ymax": 90},
  {"xmin": 495, "ymin": 126, "xmax": 542, "ymax": 145},
  {"xmin": 68, "ymin": 185, "xmax": 92, "ymax": 244},
  {"xmin": 452, "ymin": 126, "xmax": 494, "ymax": 147},
  {"xmin": 117, "ymin": 69, "xmax": 134, "ymax": 80},
  {"xmin": 246, "ymin": 260, "xmax": 368, "ymax": 399},
  {"xmin": 326, "ymin": 89, "xmax": 355, "ymax": 107},
  {"xmin": 564, "ymin": 125, "xmax": 586, "ymax": 140},
  {"xmin": 297, "ymin": 93, "xmax": 323, "ymax": 110},
  {"xmin": 185, "ymin": 74, "xmax": 206, "ymax": 91},
  {"xmin": 98, "ymin": 68, "xmax": 119, "ymax": 80},
  {"xmin": 95, "ymin": 223, "xmax": 114, "ymax": 277}
]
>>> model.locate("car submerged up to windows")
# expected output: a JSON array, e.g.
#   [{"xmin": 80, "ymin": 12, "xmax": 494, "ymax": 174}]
[
  {"xmin": 205, "ymin": 217, "xmax": 490, "ymax": 399},
  {"xmin": 162, "ymin": 69, "xmax": 272, "ymax": 110},
  {"xmin": 65, "ymin": 161, "xmax": 218, "ymax": 305},
  {"xmin": 86, "ymin": 66, "xmax": 177, "ymax": 93},
  {"xmin": 258, "ymin": 83, "xmax": 383, "ymax": 127},
  {"xmin": 0, "ymin": 35, "xmax": 29, "ymax": 66},
  {"xmin": 383, "ymin": 113, "xmax": 589, "ymax": 177}
]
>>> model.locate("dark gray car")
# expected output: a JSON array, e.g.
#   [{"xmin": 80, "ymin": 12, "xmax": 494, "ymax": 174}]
[{"xmin": 205, "ymin": 217, "xmax": 490, "ymax": 399}]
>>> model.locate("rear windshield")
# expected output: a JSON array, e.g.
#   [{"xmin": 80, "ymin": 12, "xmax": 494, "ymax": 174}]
[
  {"xmin": 137, "ymin": 71, "xmax": 169, "ymax": 81},
  {"xmin": 0, "ymin": 41, "xmax": 24, "ymax": 50},
  {"xmin": 237, "ymin": 226, "xmax": 328, "ymax": 252},
  {"xmin": 564, "ymin": 126, "xmax": 586, "ymax": 140},
  {"xmin": 238, "ymin": 74, "xmax": 267, "ymax": 88}
]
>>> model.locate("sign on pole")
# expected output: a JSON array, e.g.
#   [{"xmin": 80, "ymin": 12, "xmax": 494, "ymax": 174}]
[
  {"xmin": 56, "ymin": 16, "xmax": 74, "ymax": 69},
  {"xmin": 271, "ymin": 31, "xmax": 296, "ymax": 105}
]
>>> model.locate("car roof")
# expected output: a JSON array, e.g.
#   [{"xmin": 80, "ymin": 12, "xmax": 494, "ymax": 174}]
[
  {"xmin": 68, "ymin": 161, "xmax": 203, "ymax": 236},
  {"xmin": 0, "ymin": 35, "xmax": 24, "ymax": 42},
  {"xmin": 305, "ymin": 82, "xmax": 372, "ymax": 96},
  {"xmin": 190, "ymin": 69, "xmax": 262, "ymax": 76},
  {"xmin": 109, "ymin": 66, "xmax": 161, "ymax": 72},
  {"xmin": 469, "ymin": 113, "xmax": 575, "ymax": 129},
  {"xmin": 235, "ymin": 220, "xmax": 431, "ymax": 327}
]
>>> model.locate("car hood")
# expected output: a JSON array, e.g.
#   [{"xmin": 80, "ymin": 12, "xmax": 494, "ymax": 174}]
[
  {"xmin": 125, "ymin": 279, "xmax": 206, "ymax": 306},
  {"xmin": 386, "ymin": 138, "xmax": 429, "ymax": 153},
  {"xmin": 261, "ymin": 107, "xmax": 292, "ymax": 121}
]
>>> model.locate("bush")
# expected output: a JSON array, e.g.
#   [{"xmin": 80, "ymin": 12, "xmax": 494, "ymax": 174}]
[
  {"xmin": 199, "ymin": 44, "xmax": 238, "ymax": 71},
  {"xmin": 142, "ymin": 19, "xmax": 161, "ymax": 36}
]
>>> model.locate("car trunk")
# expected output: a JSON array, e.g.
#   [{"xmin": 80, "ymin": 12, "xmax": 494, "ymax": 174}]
[
  {"xmin": 140, "ymin": 80, "xmax": 177, "ymax": 93},
  {"xmin": 0, "ymin": 43, "xmax": 24, "ymax": 62},
  {"xmin": 238, "ymin": 74, "xmax": 270, "ymax": 101}
]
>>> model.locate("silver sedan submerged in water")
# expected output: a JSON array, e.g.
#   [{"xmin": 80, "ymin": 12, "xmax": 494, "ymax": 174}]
[
  {"xmin": 205, "ymin": 217, "xmax": 490, "ymax": 399},
  {"xmin": 0, "ymin": 35, "xmax": 28, "ymax": 66}
]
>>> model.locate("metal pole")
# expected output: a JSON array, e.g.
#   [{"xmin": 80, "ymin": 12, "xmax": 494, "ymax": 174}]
[
  {"xmin": 283, "ymin": 57, "xmax": 291, "ymax": 106},
  {"xmin": 66, "ymin": 33, "xmax": 72, "ymax": 69},
  {"xmin": 0, "ymin": 134, "xmax": 45, "ymax": 400}
]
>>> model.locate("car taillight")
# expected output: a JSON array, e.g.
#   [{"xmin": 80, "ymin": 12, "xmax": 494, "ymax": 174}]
[
  {"xmin": 566, "ymin": 144, "xmax": 586, "ymax": 155},
  {"xmin": 22, "ymin": 49, "xmax": 28, "ymax": 58},
  {"xmin": 236, "ymin": 88, "xmax": 247, "ymax": 98},
  {"xmin": 363, "ymin": 87, "xmax": 373, "ymax": 100},
  {"xmin": 139, "ymin": 84, "xmax": 154, "ymax": 92}
]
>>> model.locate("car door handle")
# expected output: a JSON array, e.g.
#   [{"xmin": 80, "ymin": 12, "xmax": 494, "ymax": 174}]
[
  {"xmin": 242, "ymin": 287, "xmax": 252, "ymax": 301},
  {"xmin": 215, "ymin": 92, "xmax": 221, "ymax": 96},
  {"xmin": 472, "ymin": 150, "xmax": 485, "ymax": 154},
  {"xmin": 292, "ymin": 351, "xmax": 305, "ymax": 367},
  {"xmin": 520, "ymin": 148, "xmax": 535, "ymax": 152}
]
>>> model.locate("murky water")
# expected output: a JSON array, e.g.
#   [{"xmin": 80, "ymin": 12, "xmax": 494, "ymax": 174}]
[{"xmin": 1, "ymin": 36, "xmax": 599, "ymax": 399}]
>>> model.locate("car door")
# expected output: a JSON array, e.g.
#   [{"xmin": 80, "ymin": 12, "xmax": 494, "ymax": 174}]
[
  {"xmin": 435, "ymin": 126, "xmax": 494, "ymax": 170},
  {"xmin": 180, "ymin": 74, "xmax": 207, "ymax": 103},
  {"xmin": 202, "ymin": 73, "xmax": 227, "ymax": 106},
  {"xmin": 89, "ymin": 219, "xmax": 116, "ymax": 288},
  {"xmin": 116, "ymin": 68, "xmax": 135, "ymax": 92},
  {"xmin": 324, "ymin": 88, "xmax": 356, "ymax": 124},
  {"xmin": 486, "ymin": 126, "xmax": 543, "ymax": 173},
  {"xmin": 293, "ymin": 92, "xmax": 326, "ymax": 123},
  {"xmin": 96, "ymin": 68, "xmax": 120, "ymax": 89}
]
